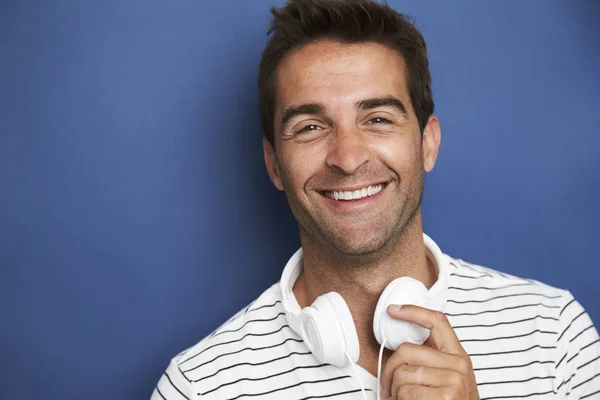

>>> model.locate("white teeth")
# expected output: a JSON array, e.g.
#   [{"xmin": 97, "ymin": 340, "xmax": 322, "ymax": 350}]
[{"xmin": 324, "ymin": 184, "xmax": 384, "ymax": 201}]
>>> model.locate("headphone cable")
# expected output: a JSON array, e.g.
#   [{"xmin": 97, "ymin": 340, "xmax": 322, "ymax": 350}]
[
  {"xmin": 345, "ymin": 351, "xmax": 368, "ymax": 400},
  {"xmin": 376, "ymin": 337, "xmax": 388, "ymax": 400}
]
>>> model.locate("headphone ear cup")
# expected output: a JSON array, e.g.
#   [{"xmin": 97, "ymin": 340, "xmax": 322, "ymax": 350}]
[
  {"xmin": 321, "ymin": 292, "xmax": 360, "ymax": 364},
  {"xmin": 373, "ymin": 277, "xmax": 431, "ymax": 350},
  {"xmin": 299, "ymin": 292, "xmax": 359, "ymax": 367}
]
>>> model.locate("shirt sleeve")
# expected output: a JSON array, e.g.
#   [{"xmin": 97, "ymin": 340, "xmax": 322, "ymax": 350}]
[
  {"xmin": 151, "ymin": 358, "xmax": 198, "ymax": 400},
  {"xmin": 554, "ymin": 291, "xmax": 600, "ymax": 399}
]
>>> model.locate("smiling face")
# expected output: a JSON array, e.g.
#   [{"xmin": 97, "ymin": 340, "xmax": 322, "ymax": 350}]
[{"xmin": 264, "ymin": 40, "xmax": 441, "ymax": 258}]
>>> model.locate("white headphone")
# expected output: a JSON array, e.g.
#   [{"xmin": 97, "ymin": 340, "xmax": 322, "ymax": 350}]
[{"xmin": 280, "ymin": 234, "xmax": 449, "ymax": 367}]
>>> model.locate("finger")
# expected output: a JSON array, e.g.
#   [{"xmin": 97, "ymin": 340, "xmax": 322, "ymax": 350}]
[
  {"xmin": 390, "ymin": 365, "xmax": 463, "ymax": 395},
  {"xmin": 387, "ymin": 304, "xmax": 466, "ymax": 354},
  {"xmin": 381, "ymin": 342, "xmax": 470, "ymax": 398},
  {"xmin": 392, "ymin": 384, "xmax": 445, "ymax": 400}
]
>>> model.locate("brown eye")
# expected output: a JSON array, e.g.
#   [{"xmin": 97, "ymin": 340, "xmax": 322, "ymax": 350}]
[
  {"xmin": 370, "ymin": 117, "xmax": 391, "ymax": 124},
  {"xmin": 298, "ymin": 124, "xmax": 320, "ymax": 133}
]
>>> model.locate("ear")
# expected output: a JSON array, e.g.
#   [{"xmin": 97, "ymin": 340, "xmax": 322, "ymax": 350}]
[
  {"xmin": 421, "ymin": 115, "xmax": 441, "ymax": 173},
  {"xmin": 263, "ymin": 137, "xmax": 284, "ymax": 191}
]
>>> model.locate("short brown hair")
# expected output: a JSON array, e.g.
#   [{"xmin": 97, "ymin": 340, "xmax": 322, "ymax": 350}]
[{"xmin": 258, "ymin": 0, "xmax": 434, "ymax": 147}]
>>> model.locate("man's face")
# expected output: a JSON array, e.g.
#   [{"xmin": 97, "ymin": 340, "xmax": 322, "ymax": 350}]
[{"xmin": 264, "ymin": 40, "xmax": 440, "ymax": 257}]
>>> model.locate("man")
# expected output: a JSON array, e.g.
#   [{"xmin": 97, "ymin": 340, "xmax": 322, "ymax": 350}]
[{"xmin": 152, "ymin": 0, "xmax": 600, "ymax": 399}]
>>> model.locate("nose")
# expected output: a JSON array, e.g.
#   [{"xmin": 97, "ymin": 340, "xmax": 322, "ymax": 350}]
[{"xmin": 325, "ymin": 127, "xmax": 370, "ymax": 175}]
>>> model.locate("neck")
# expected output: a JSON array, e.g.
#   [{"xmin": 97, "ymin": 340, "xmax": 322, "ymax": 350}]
[{"xmin": 292, "ymin": 211, "xmax": 437, "ymax": 375}]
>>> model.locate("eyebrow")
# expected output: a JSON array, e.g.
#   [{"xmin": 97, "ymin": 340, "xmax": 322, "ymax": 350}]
[
  {"xmin": 356, "ymin": 96, "xmax": 407, "ymax": 116},
  {"xmin": 279, "ymin": 96, "xmax": 407, "ymax": 131}
]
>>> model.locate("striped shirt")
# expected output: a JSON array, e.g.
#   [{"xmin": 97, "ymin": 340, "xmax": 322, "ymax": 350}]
[{"xmin": 151, "ymin": 253, "xmax": 600, "ymax": 399}]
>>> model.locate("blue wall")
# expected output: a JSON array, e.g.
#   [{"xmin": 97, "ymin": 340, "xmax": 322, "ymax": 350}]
[{"xmin": 1, "ymin": 1, "xmax": 598, "ymax": 398}]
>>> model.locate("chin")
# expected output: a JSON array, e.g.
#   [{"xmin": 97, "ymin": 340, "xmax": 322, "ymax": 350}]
[{"xmin": 327, "ymin": 234, "xmax": 389, "ymax": 258}]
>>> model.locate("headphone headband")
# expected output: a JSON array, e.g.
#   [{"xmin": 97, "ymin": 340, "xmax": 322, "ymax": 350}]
[
  {"xmin": 423, "ymin": 233, "xmax": 449, "ymax": 311},
  {"xmin": 280, "ymin": 247, "xmax": 304, "ymax": 334}
]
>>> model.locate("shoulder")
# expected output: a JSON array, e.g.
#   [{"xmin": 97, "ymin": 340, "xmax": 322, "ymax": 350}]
[
  {"xmin": 174, "ymin": 282, "xmax": 287, "ymax": 370},
  {"xmin": 152, "ymin": 283, "xmax": 301, "ymax": 399},
  {"xmin": 442, "ymin": 254, "xmax": 572, "ymax": 338},
  {"xmin": 444, "ymin": 255, "xmax": 600, "ymax": 396},
  {"xmin": 443, "ymin": 254, "xmax": 574, "ymax": 329},
  {"xmin": 445, "ymin": 254, "xmax": 568, "ymax": 300}
]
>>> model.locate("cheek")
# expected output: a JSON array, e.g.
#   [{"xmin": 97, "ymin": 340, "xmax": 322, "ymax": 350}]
[
  {"xmin": 280, "ymin": 144, "xmax": 326, "ymax": 190},
  {"xmin": 374, "ymin": 135, "xmax": 421, "ymax": 172}
]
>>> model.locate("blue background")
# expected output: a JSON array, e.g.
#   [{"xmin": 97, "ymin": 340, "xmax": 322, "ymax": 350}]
[{"xmin": 1, "ymin": 1, "xmax": 598, "ymax": 399}]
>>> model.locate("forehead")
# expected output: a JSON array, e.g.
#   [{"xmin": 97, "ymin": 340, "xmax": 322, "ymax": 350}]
[{"xmin": 275, "ymin": 40, "xmax": 411, "ymax": 111}]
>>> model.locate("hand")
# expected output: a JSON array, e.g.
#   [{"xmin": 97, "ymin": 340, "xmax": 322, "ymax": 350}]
[{"xmin": 380, "ymin": 305, "xmax": 479, "ymax": 400}]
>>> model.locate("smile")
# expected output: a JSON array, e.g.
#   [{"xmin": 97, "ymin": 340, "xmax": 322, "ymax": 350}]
[{"xmin": 322, "ymin": 184, "xmax": 385, "ymax": 201}]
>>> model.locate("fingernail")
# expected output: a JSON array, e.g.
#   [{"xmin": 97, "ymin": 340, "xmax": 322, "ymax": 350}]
[{"xmin": 388, "ymin": 304, "xmax": 402, "ymax": 314}]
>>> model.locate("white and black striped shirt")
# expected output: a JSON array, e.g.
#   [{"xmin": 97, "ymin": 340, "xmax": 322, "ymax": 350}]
[{"xmin": 151, "ymin": 254, "xmax": 600, "ymax": 399}]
